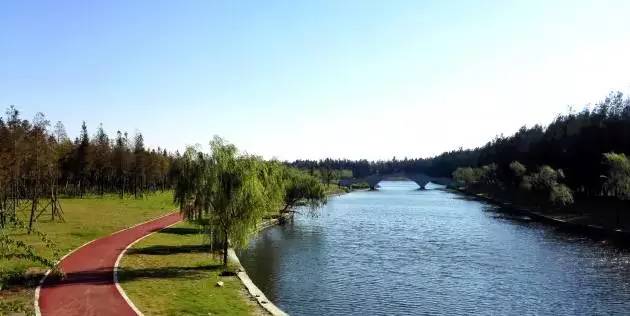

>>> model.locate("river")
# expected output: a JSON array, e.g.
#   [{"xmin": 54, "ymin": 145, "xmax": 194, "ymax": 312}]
[{"xmin": 238, "ymin": 181, "xmax": 630, "ymax": 315}]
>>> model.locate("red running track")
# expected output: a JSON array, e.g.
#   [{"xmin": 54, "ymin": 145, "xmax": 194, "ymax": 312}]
[{"xmin": 37, "ymin": 212, "xmax": 182, "ymax": 316}]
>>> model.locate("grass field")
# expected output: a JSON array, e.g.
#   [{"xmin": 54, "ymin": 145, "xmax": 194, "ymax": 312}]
[
  {"xmin": 118, "ymin": 222, "xmax": 262, "ymax": 316},
  {"xmin": 0, "ymin": 191, "xmax": 176, "ymax": 315}
]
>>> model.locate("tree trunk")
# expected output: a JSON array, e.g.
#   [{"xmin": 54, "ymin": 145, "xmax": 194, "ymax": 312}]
[
  {"xmin": 0, "ymin": 198, "xmax": 5, "ymax": 228},
  {"xmin": 616, "ymin": 209, "xmax": 620, "ymax": 228},
  {"xmin": 120, "ymin": 179, "xmax": 124, "ymax": 199},
  {"xmin": 51, "ymin": 185, "xmax": 55, "ymax": 221},
  {"xmin": 222, "ymin": 230, "xmax": 229, "ymax": 267},
  {"xmin": 28, "ymin": 195, "xmax": 37, "ymax": 234},
  {"xmin": 79, "ymin": 179, "xmax": 83, "ymax": 198}
]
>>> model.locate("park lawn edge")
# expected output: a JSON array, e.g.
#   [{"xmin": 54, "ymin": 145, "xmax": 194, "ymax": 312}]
[
  {"xmin": 0, "ymin": 192, "xmax": 176, "ymax": 316},
  {"xmin": 117, "ymin": 221, "xmax": 268, "ymax": 316}
]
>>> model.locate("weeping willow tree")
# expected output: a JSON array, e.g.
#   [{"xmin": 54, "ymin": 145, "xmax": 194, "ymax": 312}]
[
  {"xmin": 174, "ymin": 137, "xmax": 285, "ymax": 266},
  {"xmin": 280, "ymin": 167, "xmax": 327, "ymax": 214}
]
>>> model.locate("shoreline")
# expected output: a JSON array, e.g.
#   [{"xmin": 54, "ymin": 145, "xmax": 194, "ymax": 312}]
[
  {"xmin": 232, "ymin": 188, "xmax": 350, "ymax": 315},
  {"xmin": 229, "ymin": 212, "xmax": 292, "ymax": 316},
  {"xmin": 451, "ymin": 188, "xmax": 630, "ymax": 242}
]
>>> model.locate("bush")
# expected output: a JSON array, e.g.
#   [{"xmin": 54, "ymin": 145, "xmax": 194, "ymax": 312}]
[{"xmin": 550, "ymin": 184, "xmax": 574, "ymax": 206}]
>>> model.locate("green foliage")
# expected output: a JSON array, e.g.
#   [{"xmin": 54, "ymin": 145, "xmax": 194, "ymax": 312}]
[
  {"xmin": 452, "ymin": 167, "xmax": 478, "ymax": 186},
  {"xmin": 350, "ymin": 182, "xmax": 370, "ymax": 190},
  {"xmin": 0, "ymin": 107, "xmax": 175, "ymax": 207},
  {"xmin": 0, "ymin": 299, "xmax": 33, "ymax": 316},
  {"xmin": 479, "ymin": 163, "xmax": 498, "ymax": 185},
  {"xmin": 291, "ymin": 91, "xmax": 630, "ymax": 200},
  {"xmin": 281, "ymin": 168, "xmax": 327, "ymax": 213},
  {"xmin": 173, "ymin": 137, "xmax": 327, "ymax": 266},
  {"xmin": 452, "ymin": 164, "xmax": 496, "ymax": 187},
  {"xmin": 602, "ymin": 152, "xmax": 630, "ymax": 200},
  {"xmin": 455, "ymin": 161, "xmax": 574, "ymax": 207},
  {"xmin": 173, "ymin": 146, "xmax": 208, "ymax": 221},
  {"xmin": 521, "ymin": 165, "xmax": 574, "ymax": 206},
  {"xmin": 174, "ymin": 137, "xmax": 285, "ymax": 265},
  {"xmin": 509, "ymin": 161, "xmax": 527, "ymax": 178},
  {"xmin": 550, "ymin": 184, "xmax": 574, "ymax": 206},
  {"xmin": 1, "ymin": 216, "xmax": 59, "ymax": 288}
]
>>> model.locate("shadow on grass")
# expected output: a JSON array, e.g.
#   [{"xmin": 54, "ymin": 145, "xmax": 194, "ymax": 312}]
[
  {"xmin": 126, "ymin": 244, "xmax": 210, "ymax": 255},
  {"xmin": 159, "ymin": 227, "xmax": 203, "ymax": 235},
  {"xmin": 43, "ymin": 264, "xmax": 224, "ymax": 288},
  {"xmin": 118, "ymin": 264, "xmax": 223, "ymax": 282}
]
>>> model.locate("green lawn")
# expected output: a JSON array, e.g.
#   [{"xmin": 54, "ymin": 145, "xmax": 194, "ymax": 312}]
[
  {"xmin": 118, "ymin": 222, "xmax": 262, "ymax": 316},
  {"xmin": 0, "ymin": 191, "xmax": 176, "ymax": 315},
  {"xmin": 324, "ymin": 183, "xmax": 349, "ymax": 196}
]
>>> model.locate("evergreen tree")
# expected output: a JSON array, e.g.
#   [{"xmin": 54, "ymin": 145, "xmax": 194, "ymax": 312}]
[
  {"xmin": 132, "ymin": 132, "xmax": 146, "ymax": 197},
  {"xmin": 75, "ymin": 122, "xmax": 91, "ymax": 197}
]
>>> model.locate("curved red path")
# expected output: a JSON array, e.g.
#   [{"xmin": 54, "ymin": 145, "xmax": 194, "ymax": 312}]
[{"xmin": 37, "ymin": 212, "xmax": 182, "ymax": 316}]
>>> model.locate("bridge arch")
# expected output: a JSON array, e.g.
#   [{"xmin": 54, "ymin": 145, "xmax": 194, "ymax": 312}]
[{"xmin": 339, "ymin": 173, "xmax": 452, "ymax": 190}]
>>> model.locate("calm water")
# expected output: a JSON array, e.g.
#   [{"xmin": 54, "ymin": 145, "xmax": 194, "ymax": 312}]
[{"xmin": 239, "ymin": 181, "xmax": 630, "ymax": 315}]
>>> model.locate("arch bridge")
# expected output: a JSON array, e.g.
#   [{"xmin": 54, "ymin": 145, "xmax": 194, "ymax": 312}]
[{"xmin": 338, "ymin": 173, "xmax": 452, "ymax": 190}]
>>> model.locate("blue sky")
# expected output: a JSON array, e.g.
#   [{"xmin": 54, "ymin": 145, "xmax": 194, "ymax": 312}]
[{"xmin": 2, "ymin": 1, "xmax": 630, "ymax": 160}]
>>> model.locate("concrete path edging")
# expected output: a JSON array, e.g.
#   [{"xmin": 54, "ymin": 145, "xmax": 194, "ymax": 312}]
[
  {"xmin": 228, "ymin": 249, "xmax": 288, "ymax": 316},
  {"xmin": 229, "ymin": 215, "xmax": 291, "ymax": 316}
]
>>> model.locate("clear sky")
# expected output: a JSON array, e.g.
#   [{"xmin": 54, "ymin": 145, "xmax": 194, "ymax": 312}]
[{"xmin": 2, "ymin": 1, "xmax": 630, "ymax": 161}]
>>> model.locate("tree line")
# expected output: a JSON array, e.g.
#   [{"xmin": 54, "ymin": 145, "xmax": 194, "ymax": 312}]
[
  {"xmin": 290, "ymin": 91, "xmax": 630, "ymax": 204},
  {"xmin": 0, "ymin": 106, "xmax": 176, "ymax": 231},
  {"xmin": 1, "ymin": 107, "xmax": 327, "ymax": 282}
]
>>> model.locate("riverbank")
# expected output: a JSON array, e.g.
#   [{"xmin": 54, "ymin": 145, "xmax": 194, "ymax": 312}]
[
  {"xmin": 118, "ymin": 221, "xmax": 268, "ymax": 315},
  {"xmin": 229, "ymin": 213, "xmax": 292, "ymax": 316},
  {"xmin": 227, "ymin": 187, "xmax": 349, "ymax": 315},
  {"xmin": 451, "ymin": 187, "xmax": 630, "ymax": 242},
  {"xmin": 117, "ymin": 211, "xmax": 295, "ymax": 315}
]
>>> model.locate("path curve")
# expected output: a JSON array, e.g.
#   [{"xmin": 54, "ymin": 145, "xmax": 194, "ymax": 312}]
[{"xmin": 36, "ymin": 212, "xmax": 183, "ymax": 316}]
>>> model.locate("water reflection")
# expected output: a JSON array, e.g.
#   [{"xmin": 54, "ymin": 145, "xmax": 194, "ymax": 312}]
[{"xmin": 239, "ymin": 181, "xmax": 630, "ymax": 315}]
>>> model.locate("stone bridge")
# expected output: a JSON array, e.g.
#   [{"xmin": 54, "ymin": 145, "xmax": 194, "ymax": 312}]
[{"xmin": 338, "ymin": 173, "xmax": 452, "ymax": 190}]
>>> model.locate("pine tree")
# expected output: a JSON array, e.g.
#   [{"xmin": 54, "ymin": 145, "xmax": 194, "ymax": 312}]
[
  {"xmin": 75, "ymin": 122, "xmax": 91, "ymax": 198},
  {"xmin": 132, "ymin": 132, "xmax": 146, "ymax": 198}
]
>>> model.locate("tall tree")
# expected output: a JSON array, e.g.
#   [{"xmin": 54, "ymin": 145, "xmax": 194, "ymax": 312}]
[
  {"xmin": 132, "ymin": 132, "xmax": 146, "ymax": 198},
  {"xmin": 75, "ymin": 121, "xmax": 91, "ymax": 198},
  {"xmin": 603, "ymin": 152, "xmax": 630, "ymax": 199},
  {"xmin": 175, "ymin": 137, "xmax": 283, "ymax": 266},
  {"xmin": 26, "ymin": 113, "xmax": 53, "ymax": 232},
  {"xmin": 603, "ymin": 152, "xmax": 630, "ymax": 227},
  {"xmin": 92, "ymin": 124, "xmax": 111, "ymax": 195}
]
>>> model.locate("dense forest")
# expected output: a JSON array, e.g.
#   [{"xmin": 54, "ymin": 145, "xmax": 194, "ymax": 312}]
[
  {"xmin": 291, "ymin": 91, "xmax": 630, "ymax": 203},
  {"xmin": 0, "ymin": 106, "xmax": 177, "ymax": 230}
]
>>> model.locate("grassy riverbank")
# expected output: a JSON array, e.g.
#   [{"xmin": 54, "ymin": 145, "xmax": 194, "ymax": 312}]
[
  {"xmin": 118, "ymin": 222, "xmax": 264, "ymax": 315},
  {"xmin": 0, "ymin": 192, "xmax": 175, "ymax": 315},
  {"xmin": 323, "ymin": 183, "xmax": 348, "ymax": 196},
  {"xmin": 455, "ymin": 186, "xmax": 630, "ymax": 234},
  {"xmin": 117, "ymin": 189, "xmax": 336, "ymax": 316}
]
